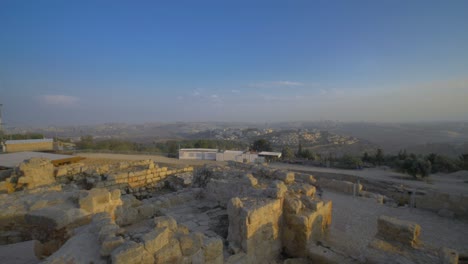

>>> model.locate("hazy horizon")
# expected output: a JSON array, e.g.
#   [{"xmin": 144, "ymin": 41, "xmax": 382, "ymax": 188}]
[{"xmin": 2, "ymin": 1, "xmax": 468, "ymax": 126}]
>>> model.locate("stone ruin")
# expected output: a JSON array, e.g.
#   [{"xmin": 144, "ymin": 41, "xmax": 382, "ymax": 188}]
[{"xmin": 0, "ymin": 157, "xmax": 461, "ymax": 264}]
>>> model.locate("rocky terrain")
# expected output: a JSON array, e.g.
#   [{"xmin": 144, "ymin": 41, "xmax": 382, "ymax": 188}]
[{"xmin": 0, "ymin": 155, "xmax": 465, "ymax": 263}]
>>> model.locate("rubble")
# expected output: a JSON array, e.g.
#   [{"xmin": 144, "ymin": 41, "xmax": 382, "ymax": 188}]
[{"xmin": 0, "ymin": 157, "xmax": 464, "ymax": 263}]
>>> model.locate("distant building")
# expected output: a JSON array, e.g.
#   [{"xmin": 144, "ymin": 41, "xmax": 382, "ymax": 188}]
[
  {"xmin": 258, "ymin": 151, "xmax": 282, "ymax": 161},
  {"xmin": 216, "ymin": 150, "xmax": 258, "ymax": 163},
  {"xmin": 178, "ymin": 148, "xmax": 218, "ymax": 160},
  {"xmin": 179, "ymin": 148, "xmax": 262, "ymax": 163},
  {"xmin": 2, "ymin": 139, "xmax": 54, "ymax": 153}
]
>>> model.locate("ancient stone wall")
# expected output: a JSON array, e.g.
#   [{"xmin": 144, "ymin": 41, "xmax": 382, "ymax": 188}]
[{"xmin": 414, "ymin": 191, "xmax": 468, "ymax": 218}]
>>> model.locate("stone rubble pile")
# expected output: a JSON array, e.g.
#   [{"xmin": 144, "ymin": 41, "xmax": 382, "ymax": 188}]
[{"xmin": 0, "ymin": 158, "xmax": 462, "ymax": 264}]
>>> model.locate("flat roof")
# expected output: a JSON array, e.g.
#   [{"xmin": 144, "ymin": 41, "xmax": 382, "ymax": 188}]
[
  {"xmin": 0, "ymin": 151, "xmax": 79, "ymax": 168},
  {"xmin": 179, "ymin": 148, "xmax": 218, "ymax": 152},
  {"xmin": 223, "ymin": 150, "xmax": 244, "ymax": 154},
  {"xmin": 258, "ymin": 151, "xmax": 282, "ymax": 157},
  {"xmin": 5, "ymin": 138, "xmax": 53, "ymax": 144}
]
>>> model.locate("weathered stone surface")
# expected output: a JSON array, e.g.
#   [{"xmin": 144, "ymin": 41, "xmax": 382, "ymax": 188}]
[
  {"xmin": 79, "ymin": 188, "xmax": 122, "ymax": 219},
  {"xmin": 272, "ymin": 170, "xmax": 295, "ymax": 184},
  {"xmin": 101, "ymin": 236, "xmax": 125, "ymax": 257},
  {"xmin": 227, "ymin": 197, "xmax": 283, "ymax": 263},
  {"xmin": 202, "ymin": 236, "xmax": 224, "ymax": 264},
  {"xmin": 154, "ymin": 216, "xmax": 178, "ymax": 231},
  {"xmin": 17, "ymin": 158, "xmax": 55, "ymax": 189},
  {"xmin": 142, "ymin": 227, "xmax": 171, "ymax": 254},
  {"xmin": 25, "ymin": 207, "xmax": 88, "ymax": 229},
  {"xmin": 439, "ymin": 247, "xmax": 459, "ymax": 264},
  {"xmin": 376, "ymin": 215, "xmax": 420, "ymax": 248},
  {"xmin": 153, "ymin": 238, "xmax": 182, "ymax": 264},
  {"xmin": 265, "ymin": 181, "xmax": 288, "ymax": 199},
  {"xmin": 178, "ymin": 233, "xmax": 202, "ymax": 256},
  {"xmin": 320, "ymin": 179, "xmax": 362, "ymax": 195},
  {"xmin": 111, "ymin": 241, "xmax": 154, "ymax": 264}
]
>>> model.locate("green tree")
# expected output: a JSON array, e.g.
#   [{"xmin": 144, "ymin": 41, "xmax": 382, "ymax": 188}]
[
  {"xmin": 77, "ymin": 135, "xmax": 94, "ymax": 149},
  {"xmin": 362, "ymin": 152, "xmax": 371, "ymax": 163},
  {"xmin": 338, "ymin": 155, "xmax": 363, "ymax": 169},
  {"xmin": 166, "ymin": 140, "xmax": 179, "ymax": 157},
  {"xmin": 296, "ymin": 142, "xmax": 303, "ymax": 158},
  {"xmin": 426, "ymin": 153, "xmax": 458, "ymax": 173},
  {"xmin": 401, "ymin": 157, "xmax": 431, "ymax": 178},
  {"xmin": 251, "ymin": 139, "xmax": 272, "ymax": 152},
  {"xmin": 375, "ymin": 148, "xmax": 384, "ymax": 165},
  {"xmin": 398, "ymin": 149, "xmax": 408, "ymax": 160},
  {"xmin": 281, "ymin": 146, "xmax": 295, "ymax": 160},
  {"xmin": 460, "ymin": 154, "xmax": 468, "ymax": 170}
]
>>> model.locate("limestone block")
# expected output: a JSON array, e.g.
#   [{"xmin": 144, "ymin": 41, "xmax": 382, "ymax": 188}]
[
  {"xmin": 142, "ymin": 227, "xmax": 171, "ymax": 254},
  {"xmin": 265, "ymin": 180, "xmax": 287, "ymax": 199},
  {"xmin": 284, "ymin": 196, "xmax": 303, "ymax": 214},
  {"xmin": 154, "ymin": 216, "xmax": 178, "ymax": 231},
  {"xmin": 376, "ymin": 215, "xmax": 420, "ymax": 248},
  {"xmin": 272, "ymin": 170, "xmax": 295, "ymax": 184},
  {"xmin": 227, "ymin": 197, "xmax": 282, "ymax": 262},
  {"xmin": 178, "ymin": 233, "xmax": 202, "ymax": 256},
  {"xmin": 202, "ymin": 236, "xmax": 223, "ymax": 263},
  {"xmin": 25, "ymin": 208, "xmax": 88, "ymax": 229},
  {"xmin": 101, "ymin": 236, "xmax": 124, "ymax": 257},
  {"xmin": 0, "ymin": 181, "xmax": 15, "ymax": 194},
  {"xmin": 153, "ymin": 238, "xmax": 182, "ymax": 264},
  {"xmin": 17, "ymin": 158, "xmax": 55, "ymax": 189},
  {"xmin": 55, "ymin": 167, "xmax": 68, "ymax": 177},
  {"xmin": 111, "ymin": 189, "xmax": 121, "ymax": 200},
  {"xmin": 243, "ymin": 173, "xmax": 258, "ymax": 186},
  {"xmin": 321, "ymin": 179, "xmax": 362, "ymax": 195},
  {"xmin": 98, "ymin": 224, "xmax": 120, "ymax": 242},
  {"xmin": 79, "ymin": 188, "xmax": 122, "ymax": 218},
  {"xmin": 111, "ymin": 241, "xmax": 154, "ymax": 264}
]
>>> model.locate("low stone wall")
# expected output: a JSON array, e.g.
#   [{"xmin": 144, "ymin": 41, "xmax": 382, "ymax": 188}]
[
  {"xmin": 414, "ymin": 191, "xmax": 468, "ymax": 219},
  {"xmin": 319, "ymin": 178, "xmax": 362, "ymax": 195},
  {"xmin": 54, "ymin": 160, "xmax": 193, "ymax": 197},
  {"xmin": 376, "ymin": 215, "xmax": 420, "ymax": 248}
]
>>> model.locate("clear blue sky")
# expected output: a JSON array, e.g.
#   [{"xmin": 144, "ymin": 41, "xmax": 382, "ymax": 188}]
[{"xmin": 1, "ymin": 0, "xmax": 468, "ymax": 126}]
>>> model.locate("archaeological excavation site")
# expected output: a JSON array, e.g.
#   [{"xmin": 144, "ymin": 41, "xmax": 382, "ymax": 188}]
[{"xmin": 0, "ymin": 157, "xmax": 466, "ymax": 264}]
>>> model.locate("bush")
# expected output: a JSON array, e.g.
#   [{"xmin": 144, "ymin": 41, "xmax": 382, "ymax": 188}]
[{"xmin": 337, "ymin": 155, "xmax": 363, "ymax": 169}]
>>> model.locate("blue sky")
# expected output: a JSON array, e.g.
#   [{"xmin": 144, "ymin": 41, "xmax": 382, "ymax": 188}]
[{"xmin": 1, "ymin": 0, "xmax": 468, "ymax": 126}]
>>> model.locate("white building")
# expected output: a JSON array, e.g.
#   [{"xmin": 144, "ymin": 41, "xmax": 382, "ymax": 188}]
[
  {"xmin": 178, "ymin": 148, "xmax": 218, "ymax": 160},
  {"xmin": 258, "ymin": 151, "xmax": 282, "ymax": 160},
  {"xmin": 178, "ymin": 148, "xmax": 260, "ymax": 163},
  {"xmin": 216, "ymin": 150, "xmax": 258, "ymax": 163}
]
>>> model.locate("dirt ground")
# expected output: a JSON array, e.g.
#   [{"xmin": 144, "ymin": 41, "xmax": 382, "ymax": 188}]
[{"xmin": 323, "ymin": 191, "xmax": 468, "ymax": 260}]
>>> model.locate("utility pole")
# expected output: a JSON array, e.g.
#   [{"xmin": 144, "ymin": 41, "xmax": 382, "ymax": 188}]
[{"xmin": 0, "ymin": 104, "xmax": 3, "ymax": 133}]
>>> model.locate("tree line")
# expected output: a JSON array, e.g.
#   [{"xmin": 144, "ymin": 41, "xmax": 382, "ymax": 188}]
[
  {"xmin": 76, "ymin": 135, "xmax": 247, "ymax": 157},
  {"xmin": 280, "ymin": 142, "xmax": 468, "ymax": 178}
]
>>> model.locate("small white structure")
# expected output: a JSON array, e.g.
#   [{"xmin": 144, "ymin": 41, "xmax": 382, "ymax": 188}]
[
  {"xmin": 178, "ymin": 148, "xmax": 218, "ymax": 160},
  {"xmin": 258, "ymin": 151, "xmax": 282, "ymax": 159},
  {"xmin": 216, "ymin": 150, "xmax": 258, "ymax": 163}
]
